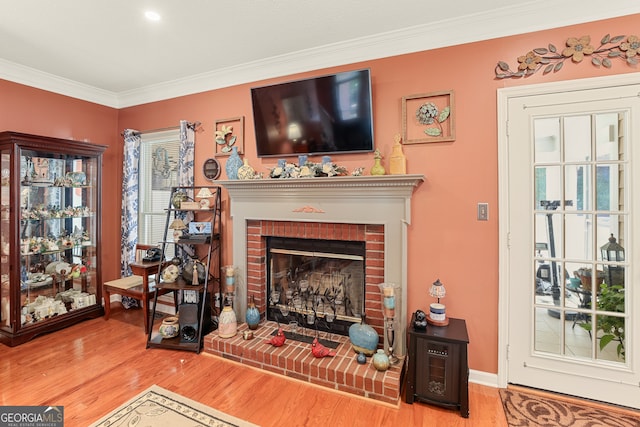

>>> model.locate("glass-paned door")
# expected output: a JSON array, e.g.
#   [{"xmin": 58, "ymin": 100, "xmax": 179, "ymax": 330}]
[
  {"xmin": 533, "ymin": 112, "xmax": 626, "ymax": 363},
  {"xmin": 501, "ymin": 79, "xmax": 640, "ymax": 409}
]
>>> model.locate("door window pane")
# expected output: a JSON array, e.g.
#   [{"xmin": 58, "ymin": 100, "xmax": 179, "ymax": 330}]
[{"xmin": 533, "ymin": 112, "xmax": 627, "ymax": 365}]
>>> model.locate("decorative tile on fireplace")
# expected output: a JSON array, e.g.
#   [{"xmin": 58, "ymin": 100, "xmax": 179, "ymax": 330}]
[{"xmin": 204, "ymin": 321, "xmax": 404, "ymax": 404}]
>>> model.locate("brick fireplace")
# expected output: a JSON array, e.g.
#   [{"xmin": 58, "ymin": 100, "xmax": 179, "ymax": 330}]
[
  {"xmin": 205, "ymin": 175, "xmax": 423, "ymax": 402},
  {"xmin": 249, "ymin": 220, "xmax": 385, "ymax": 337}
]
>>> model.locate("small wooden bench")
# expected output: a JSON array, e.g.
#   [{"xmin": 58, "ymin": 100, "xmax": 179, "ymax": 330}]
[
  {"xmin": 103, "ymin": 244, "xmax": 177, "ymax": 333},
  {"xmin": 103, "ymin": 275, "xmax": 149, "ymax": 330}
]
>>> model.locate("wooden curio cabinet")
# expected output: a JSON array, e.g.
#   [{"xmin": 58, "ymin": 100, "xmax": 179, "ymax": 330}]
[{"xmin": 0, "ymin": 131, "xmax": 105, "ymax": 346}]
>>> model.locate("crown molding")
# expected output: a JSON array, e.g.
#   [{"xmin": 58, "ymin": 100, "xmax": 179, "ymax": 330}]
[
  {"xmin": 1, "ymin": 1, "xmax": 638, "ymax": 109},
  {"xmin": 0, "ymin": 58, "xmax": 119, "ymax": 108}
]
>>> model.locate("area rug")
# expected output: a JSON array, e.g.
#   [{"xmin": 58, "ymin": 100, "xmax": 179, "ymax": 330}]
[
  {"xmin": 500, "ymin": 388, "xmax": 640, "ymax": 426},
  {"xmin": 90, "ymin": 385, "xmax": 259, "ymax": 427}
]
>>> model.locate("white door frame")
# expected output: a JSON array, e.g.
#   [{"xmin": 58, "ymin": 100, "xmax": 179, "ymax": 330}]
[{"xmin": 497, "ymin": 72, "xmax": 640, "ymax": 390}]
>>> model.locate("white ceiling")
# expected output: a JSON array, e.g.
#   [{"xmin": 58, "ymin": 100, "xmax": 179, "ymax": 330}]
[{"xmin": 1, "ymin": 0, "xmax": 638, "ymax": 108}]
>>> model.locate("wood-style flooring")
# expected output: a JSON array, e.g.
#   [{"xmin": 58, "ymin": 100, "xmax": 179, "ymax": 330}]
[{"xmin": 0, "ymin": 305, "xmax": 508, "ymax": 426}]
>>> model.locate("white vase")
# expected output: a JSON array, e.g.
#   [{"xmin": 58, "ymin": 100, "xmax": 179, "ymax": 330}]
[
  {"xmin": 237, "ymin": 159, "xmax": 255, "ymax": 180},
  {"xmin": 218, "ymin": 305, "xmax": 237, "ymax": 338}
]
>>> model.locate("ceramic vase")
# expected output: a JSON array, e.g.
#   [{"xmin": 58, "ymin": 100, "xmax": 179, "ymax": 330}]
[
  {"xmin": 218, "ymin": 305, "xmax": 238, "ymax": 338},
  {"xmin": 356, "ymin": 352, "xmax": 367, "ymax": 364},
  {"xmin": 348, "ymin": 315, "xmax": 379, "ymax": 356},
  {"xmin": 389, "ymin": 140, "xmax": 406, "ymax": 175},
  {"xmin": 372, "ymin": 349, "xmax": 390, "ymax": 371},
  {"xmin": 246, "ymin": 296, "xmax": 260, "ymax": 330},
  {"xmin": 237, "ymin": 159, "xmax": 255, "ymax": 180},
  {"xmin": 370, "ymin": 149, "xmax": 386, "ymax": 175},
  {"xmin": 158, "ymin": 316, "xmax": 179, "ymax": 339},
  {"xmin": 225, "ymin": 146, "xmax": 242, "ymax": 180}
]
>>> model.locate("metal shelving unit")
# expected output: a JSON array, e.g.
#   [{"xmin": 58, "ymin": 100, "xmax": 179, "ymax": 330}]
[{"xmin": 146, "ymin": 185, "xmax": 221, "ymax": 353}]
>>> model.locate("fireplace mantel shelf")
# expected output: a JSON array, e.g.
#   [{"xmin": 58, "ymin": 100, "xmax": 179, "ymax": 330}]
[{"xmin": 219, "ymin": 174, "xmax": 424, "ymax": 195}]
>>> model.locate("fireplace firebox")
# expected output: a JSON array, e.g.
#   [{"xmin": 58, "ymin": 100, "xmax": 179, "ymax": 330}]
[{"xmin": 266, "ymin": 237, "xmax": 365, "ymax": 337}]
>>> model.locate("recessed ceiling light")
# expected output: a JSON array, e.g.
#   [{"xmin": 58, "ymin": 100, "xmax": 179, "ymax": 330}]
[{"xmin": 144, "ymin": 10, "xmax": 161, "ymax": 21}]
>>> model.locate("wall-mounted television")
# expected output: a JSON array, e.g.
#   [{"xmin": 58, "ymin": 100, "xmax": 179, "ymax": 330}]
[{"xmin": 251, "ymin": 69, "xmax": 374, "ymax": 158}]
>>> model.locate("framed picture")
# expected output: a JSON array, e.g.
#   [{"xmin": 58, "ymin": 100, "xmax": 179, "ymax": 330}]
[
  {"xmin": 189, "ymin": 221, "xmax": 212, "ymax": 235},
  {"xmin": 214, "ymin": 116, "xmax": 244, "ymax": 156},
  {"xmin": 402, "ymin": 90, "xmax": 455, "ymax": 144}
]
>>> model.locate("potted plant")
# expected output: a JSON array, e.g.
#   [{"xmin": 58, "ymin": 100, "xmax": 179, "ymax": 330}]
[{"xmin": 580, "ymin": 283, "xmax": 625, "ymax": 360}]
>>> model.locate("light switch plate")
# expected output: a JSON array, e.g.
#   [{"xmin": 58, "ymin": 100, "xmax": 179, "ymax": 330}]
[{"xmin": 477, "ymin": 203, "xmax": 488, "ymax": 221}]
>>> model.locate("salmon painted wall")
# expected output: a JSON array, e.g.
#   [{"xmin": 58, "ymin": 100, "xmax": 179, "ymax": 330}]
[
  {"xmin": 119, "ymin": 14, "xmax": 639, "ymax": 374},
  {"xmin": 0, "ymin": 80, "xmax": 121, "ymax": 285},
  {"xmin": 2, "ymin": 14, "xmax": 635, "ymax": 373}
]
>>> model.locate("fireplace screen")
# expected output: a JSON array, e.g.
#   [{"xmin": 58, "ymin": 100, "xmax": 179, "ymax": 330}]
[{"xmin": 266, "ymin": 237, "xmax": 365, "ymax": 336}]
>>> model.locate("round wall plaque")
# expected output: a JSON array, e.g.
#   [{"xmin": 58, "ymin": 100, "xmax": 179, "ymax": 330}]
[{"xmin": 203, "ymin": 158, "xmax": 221, "ymax": 180}]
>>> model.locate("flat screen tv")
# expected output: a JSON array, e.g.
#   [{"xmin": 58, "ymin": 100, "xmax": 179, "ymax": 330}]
[{"xmin": 251, "ymin": 69, "xmax": 374, "ymax": 158}]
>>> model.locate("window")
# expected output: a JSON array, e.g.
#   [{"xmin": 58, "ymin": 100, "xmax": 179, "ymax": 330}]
[{"xmin": 138, "ymin": 130, "xmax": 179, "ymax": 254}]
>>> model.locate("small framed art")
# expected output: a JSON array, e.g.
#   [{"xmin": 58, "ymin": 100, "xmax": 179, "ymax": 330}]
[
  {"xmin": 402, "ymin": 90, "xmax": 455, "ymax": 144},
  {"xmin": 214, "ymin": 116, "xmax": 244, "ymax": 156}
]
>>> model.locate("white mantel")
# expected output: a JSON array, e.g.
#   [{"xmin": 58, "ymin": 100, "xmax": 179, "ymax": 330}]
[{"xmin": 220, "ymin": 174, "xmax": 424, "ymax": 355}]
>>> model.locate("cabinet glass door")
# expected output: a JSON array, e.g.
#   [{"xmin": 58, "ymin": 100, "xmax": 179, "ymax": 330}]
[
  {"xmin": 18, "ymin": 149, "xmax": 98, "ymax": 329},
  {"xmin": 0, "ymin": 150, "xmax": 10, "ymax": 329}
]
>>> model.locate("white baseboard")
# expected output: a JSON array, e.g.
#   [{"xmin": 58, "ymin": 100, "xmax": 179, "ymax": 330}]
[{"xmin": 470, "ymin": 369, "xmax": 499, "ymax": 388}]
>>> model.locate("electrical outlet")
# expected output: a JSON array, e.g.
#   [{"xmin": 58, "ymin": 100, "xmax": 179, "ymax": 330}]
[{"xmin": 477, "ymin": 203, "xmax": 489, "ymax": 221}]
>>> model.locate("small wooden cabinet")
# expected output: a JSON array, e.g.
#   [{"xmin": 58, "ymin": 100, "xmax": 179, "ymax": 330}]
[{"xmin": 405, "ymin": 316, "xmax": 469, "ymax": 418}]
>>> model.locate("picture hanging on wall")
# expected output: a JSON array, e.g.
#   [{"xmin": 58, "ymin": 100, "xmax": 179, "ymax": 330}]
[
  {"xmin": 402, "ymin": 90, "xmax": 455, "ymax": 144},
  {"xmin": 214, "ymin": 116, "xmax": 244, "ymax": 156}
]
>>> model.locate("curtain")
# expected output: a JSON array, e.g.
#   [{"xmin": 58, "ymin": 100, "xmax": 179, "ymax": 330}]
[
  {"xmin": 177, "ymin": 120, "xmax": 196, "ymax": 260},
  {"xmin": 178, "ymin": 120, "xmax": 195, "ymax": 188},
  {"xmin": 121, "ymin": 129, "xmax": 141, "ymax": 276},
  {"xmin": 121, "ymin": 129, "xmax": 142, "ymax": 309},
  {"xmin": 119, "ymin": 122, "xmax": 196, "ymax": 308}
]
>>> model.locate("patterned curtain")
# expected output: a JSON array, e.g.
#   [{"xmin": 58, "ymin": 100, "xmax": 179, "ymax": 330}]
[
  {"xmin": 178, "ymin": 120, "xmax": 195, "ymax": 188},
  {"xmin": 121, "ymin": 129, "xmax": 142, "ymax": 309},
  {"xmin": 119, "ymin": 123, "xmax": 195, "ymax": 308},
  {"xmin": 177, "ymin": 120, "xmax": 195, "ymax": 260},
  {"xmin": 121, "ymin": 129, "xmax": 141, "ymax": 276}
]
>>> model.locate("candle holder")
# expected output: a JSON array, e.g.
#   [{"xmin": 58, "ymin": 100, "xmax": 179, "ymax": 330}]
[
  {"xmin": 378, "ymin": 282, "xmax": 399, "ymax": 365},
  {"xmin": 221, "ymin": 265, "xmax": 238, "ymax": 312},
  {"xmin": 221, "ymin": 265, "xmax": 237, "ymax": 294}
]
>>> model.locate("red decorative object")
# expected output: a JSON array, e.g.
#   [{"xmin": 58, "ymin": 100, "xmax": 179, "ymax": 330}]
[{"xmin": 311, "ymin": 337, "xmax": 336, "ymax": 358}]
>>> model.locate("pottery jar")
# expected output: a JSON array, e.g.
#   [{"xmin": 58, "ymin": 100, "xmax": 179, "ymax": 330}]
[
  {"xmin": 218, "ymin": 305, "xmax": 238, "ymax": 338},
  {"xmin": 237, "ymin": 159, "xmax": 255, "ymax": 180},
  {"xmin": 158, "ymin": 316, "xmax": 179, "ymax": 339},
  {"xmin": 372, "ymin": 349, "xmax": 390, "ymax": 371},
  {"xmin": 245, "ymin": 296, "xmax": 260, "ymax": 330},
  {"xmin": 348, "ymin": 315, "xmax": 379, "ymax": 356}
]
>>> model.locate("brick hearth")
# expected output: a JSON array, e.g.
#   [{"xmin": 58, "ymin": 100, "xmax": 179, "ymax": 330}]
[{"xmin": 204, "ymin": 321, "xmax": 404, "ymax": 404}]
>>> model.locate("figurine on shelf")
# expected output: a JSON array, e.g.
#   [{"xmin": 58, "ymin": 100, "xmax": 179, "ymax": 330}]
[
  {"xmin": 370, "ymin": 149, "xmax": 386, "ymax": 176},
  {"xmin": 389, "ymin": 134, "xmax": 407, "ymax": 175}
]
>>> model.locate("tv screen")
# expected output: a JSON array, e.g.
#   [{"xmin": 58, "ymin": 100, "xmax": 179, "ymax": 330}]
[{"xmin": 251, "ymin": 69, "xmax": 374, "ymax": 158}]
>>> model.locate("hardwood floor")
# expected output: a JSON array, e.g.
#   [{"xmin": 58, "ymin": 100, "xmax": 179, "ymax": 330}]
[{"xmin": 0, "ymin": 305, "xmax": 508, "ymax": 426}]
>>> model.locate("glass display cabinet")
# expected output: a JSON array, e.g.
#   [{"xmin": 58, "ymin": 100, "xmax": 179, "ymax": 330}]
[{"xmin": 0, "ymin": 131, "xmax": 105, "ymax": 346}]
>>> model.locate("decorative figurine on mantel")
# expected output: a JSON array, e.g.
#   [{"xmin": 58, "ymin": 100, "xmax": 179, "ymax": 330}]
[
  {"xmin": 370, "ymin": 149, "xmax": 386, "ymax": 176},
  {"xmin": 389, "ymin": 134, "xmax": 407, "ymax": 175}
]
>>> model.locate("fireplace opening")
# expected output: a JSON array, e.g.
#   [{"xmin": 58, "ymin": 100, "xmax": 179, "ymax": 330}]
[{"xmin": 266, "ymin": 236, "xmax": 365, "ymax": 337}]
